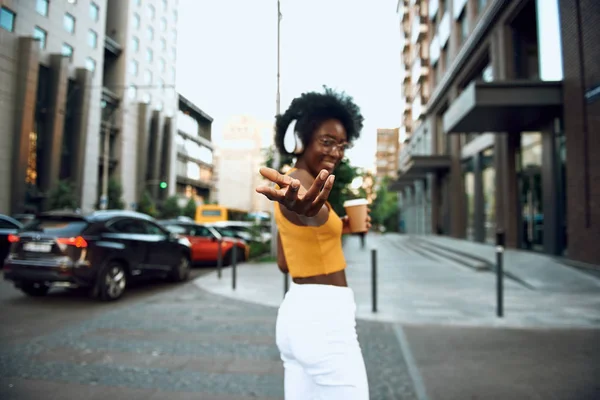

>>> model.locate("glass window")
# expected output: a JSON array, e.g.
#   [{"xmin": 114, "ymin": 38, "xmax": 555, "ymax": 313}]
[
  {"xmin": 146, "ymin": 48, "xmax": 153, "ymax": 62},
  {"xmin": 131, "ymin": 36, "xmax": 139, "ymax": 52},
  {"xmin": 170, "ymin": 67, "xmax": 176, "ymax": 82},
  {"xmin": 148, "ymin": 4, "xmax": 155, "ymax": 20},
  {"xmin": 133, "ymin": 13, "xmax": 140, "ymax": 29},
  {"xmin": 33, "ymin": 26, "xmax": 47, "ymax": 49},
  {"xmin": 64, "ymin": 13, "xmax": 76, "ymax": 33},
  {"xmin": 170, "ymin": 47, "xmax": 176, "ymax": 60},
  {"xmin": 160, "ymin": 17, "xmax": 167, "ymax": 31},
  {"xmin": 458, "ymin": 12, "xmax": 468, "ymax": 45},
  {"xmin": 142, "ymin": 93, "xmax": 151, "ymax": 103},
  {"xmin": 135, "ymin": 0, "xmax": 141, "ymax": 5},
  {"xmin": 130, "ymin": 60, "xmax": 138, "ymax": 76},
  {"xmin": 171, "ymin": 30, "xmax": 177, "ymax": 42},
  {"xmin": 144, "ymin": 70, "xmax": 152, "ymax": 84},
  {"xmin": 481, "ymin": 149, "xmax": 496, "ymax": 244},
  {"xmin": 159, "ymin": 58, "xmax": 166, "ymax": 72},
  {"xmin": 62, "ymin": 43, "xmax": 74, "ymax": 60},
  {"xmin": 0, "ymin": 7, "xmax": 16, "ymax": 32},
  {"xmin": 90, "ymin": 2, "xmax": 100, "ymax": 21},
  {"xmin": 161, "ymin": 0, "xmax": 168, "ymax": 11},
  {"xmin": 156, "ymin": 101, "xmax": 163, "ymax": 111},
  {"xmin": 160, "ymin": 38, "xmax": 167, "ymax": 50},
  {"xmin": 172, "ymin": 10, "xmax": 178, "ymax": 23},
  {"xmin": 88, "ymin": 30, "xmax": 98, "ymax": 48},
  {"xmin": 147, "ymin": 27, "xmax": 154, "ymax": 41},
  {"xmin": 478, "ymin": 0, "xmax": 487, "ymax": 14},
  {"xmin": 127, "ymin": 85, "xmax": 137, "ymax": 99},
  {"xmin": 85, "ymin": 57, "xmax": 96, "ymax": 72},
  {"xmin": 36, "ymin": 0, "xmax": 49, "ymax": 16}
]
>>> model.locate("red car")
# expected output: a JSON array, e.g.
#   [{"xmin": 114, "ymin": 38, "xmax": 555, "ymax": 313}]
[{"xmin": 159, "ymin": 220, "xmax": 248, "ymax": 265}]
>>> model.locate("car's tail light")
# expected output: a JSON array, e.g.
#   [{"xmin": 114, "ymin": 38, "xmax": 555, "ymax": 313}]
[
  {"xmin": 7, "ymin": 234, "xmax": 19, "ymax": 243},
  {"xmin": 57, "ymin": 236, "xmax": 88, "ymax": 248}
]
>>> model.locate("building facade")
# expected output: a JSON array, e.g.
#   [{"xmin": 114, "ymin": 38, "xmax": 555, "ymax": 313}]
[
  {"xmin": 174, "ymin": 94, "xmax": 214, "ymax": 205},
  {"xmin": 0, "ymin": 0, "xmax": 180, "ymax": 215},
  {"xmin": 393, "ymin": 0, "xmax": 600, "ymax": 265},
  {"xmin": 0, "ymin": 0, "xmax": 107, "ymax": 214},
  {"xmin": 375, "ymin": 128, "xmax": 401, "ymax": 180},
  {"xmin": 216, "ymin": 115, "xmax": 272, "ymax": 213}
]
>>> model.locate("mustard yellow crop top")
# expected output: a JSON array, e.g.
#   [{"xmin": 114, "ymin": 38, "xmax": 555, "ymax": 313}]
[{"xmin": 274, "ymin": 169, "xmax": 346, "ymax": 278}]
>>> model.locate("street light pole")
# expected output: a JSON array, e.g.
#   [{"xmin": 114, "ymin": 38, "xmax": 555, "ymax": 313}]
[{"xmin": 270, "ymin": 0, "xmax": 282, "ymax": 257}]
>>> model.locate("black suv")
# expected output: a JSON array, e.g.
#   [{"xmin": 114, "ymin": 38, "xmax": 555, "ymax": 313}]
[{"xmin": 3, "ymin": 210, "xmax": 192, "ymax": 301}]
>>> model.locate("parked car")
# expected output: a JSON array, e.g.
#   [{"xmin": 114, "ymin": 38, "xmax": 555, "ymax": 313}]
[
  {"xmin": 3, "ymin": 210, "xmax": 191, "ymax": 301},
  {"xmin": 211, "ymin": 221, "xmax": 272, "ymax": 244},
  {"xmin": 159, "ymin": 220, "xmax": 248, "ymax": 265},
  {"xmin": 0, "ymin": 214, "xmax": 23, "ymax": 265}
]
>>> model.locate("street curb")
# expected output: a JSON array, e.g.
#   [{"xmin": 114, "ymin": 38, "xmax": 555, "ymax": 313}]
[{"xmin": 393, "ymin": 324, "xmax": 430, "ymax": 400}]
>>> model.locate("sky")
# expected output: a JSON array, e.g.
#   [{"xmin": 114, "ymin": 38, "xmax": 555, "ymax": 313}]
[{"xmin": 176, "ymin": 0, "xmax": 403, "ymax": 171}]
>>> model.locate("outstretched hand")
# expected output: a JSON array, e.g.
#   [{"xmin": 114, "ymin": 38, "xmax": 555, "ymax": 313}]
[{"xmin": 256, "ymin": 167, "xmax": 335, "ymax": 217}]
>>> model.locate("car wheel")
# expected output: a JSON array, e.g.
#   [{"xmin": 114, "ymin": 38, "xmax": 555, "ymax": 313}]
[
  {"xmin": 170, "ymin": 254, "xmax": 190, "ymax": 282},
  {"xmin": 20, "ymin": 282, "xmax": 49, "ymax": 297},
  {"xmin": 98, "ymin": 262, "xmax": 127, "ymax": 301}
]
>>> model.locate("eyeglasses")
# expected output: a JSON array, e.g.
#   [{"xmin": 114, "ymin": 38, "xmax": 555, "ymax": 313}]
[{"xmin": 317, "ymin": 136, "xmax": 353, "ymax": 153}]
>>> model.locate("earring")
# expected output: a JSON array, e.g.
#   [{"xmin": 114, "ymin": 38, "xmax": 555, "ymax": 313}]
[{"xmin": 283, "ymin": 119, "xmax": 303, "ymax": 155}]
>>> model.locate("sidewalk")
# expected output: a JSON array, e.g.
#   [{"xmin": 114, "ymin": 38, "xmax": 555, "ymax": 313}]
[{"xmin": 195, "ymin": 234, "xmax": 600, "ymax": 328}]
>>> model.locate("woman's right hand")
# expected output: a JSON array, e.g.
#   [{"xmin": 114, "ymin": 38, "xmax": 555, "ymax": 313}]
[{"xmin": 256, "ymin": 167, "xmax": 335, "ymax": 217}]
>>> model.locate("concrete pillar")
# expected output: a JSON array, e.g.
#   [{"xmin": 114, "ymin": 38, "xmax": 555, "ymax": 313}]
[
  {"xmin": 136, "ymin": 102, "xmax": 151, "ymax": 202},
  {"xmin": 70, "ymin": 68, "xmax": 93, "ymax": 207},
  {"xmin": 473, "ymin": 153, "xmax": 485, "ymax": 242},
  {"xmin": 39, "ymin": 54, "xmax": 69, "ymax": 208},
  {"xmin": 542, "ymin": 120, "xmax": 561, "ymax": 255},
  {"xmin": 148, "ymin": 110, "xmax": 162, "ymax": 199},
  {"xmin": 159, "ymin": 116, "xmax": 173, "ymax": 201},
  {"xmin": 11, "ymin": 38, "xmax": 40, "ymax": 215}
]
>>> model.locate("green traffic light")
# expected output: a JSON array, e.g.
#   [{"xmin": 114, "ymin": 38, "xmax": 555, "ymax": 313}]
[{"xmin": 160, "ymin": 181, "xmax": 167, "ymax": 189}]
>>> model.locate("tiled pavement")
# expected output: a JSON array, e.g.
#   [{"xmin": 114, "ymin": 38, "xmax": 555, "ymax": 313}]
[
  {"xmin": 0, "ymin": 284, "xmax": 418, "ymax": 400},
  {"xmin": 196, "ymin": 234, "xmax": 600, "ymax": 328}
]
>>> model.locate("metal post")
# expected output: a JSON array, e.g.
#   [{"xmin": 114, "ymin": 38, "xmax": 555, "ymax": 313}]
[
  {"xmin": 270, "ymin": 0, "xmax": 282, "ymax": 258},
  {"xmin": 217, "ymin": 239, "xmax": 223, "ymax": 279},
  {"xmin": 232, "ymin": 245, "xmax": 237, "ymax": 290},
  {"xmin": 496, "ymin": 231, "xmax": 505, "ymax": 318},
  {"xmin": 371, "ymin": 248, "xmax": 377, "ymax": 313},
  {"xmin": 283, "ymin": 272, "xmax": 289, "ymax": 297}
]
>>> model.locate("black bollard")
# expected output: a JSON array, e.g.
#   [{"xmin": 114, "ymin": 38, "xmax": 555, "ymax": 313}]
[
  {"xmin": 217, "ymin": 239, "xmax": 223, "ymax": 279},
  {"xmin": 232, "ymin": 245, "xmax": 237, "ymax": 290},
  {"xmin": 371, "ymin": 248, "xmax": 378, "ymax": 313},
  {"xmin": 496, "ymin": 231, "xmax": 505, "ymax": 318},
  {"xmin": 283, "ymin": 272, "xmax": 289, "ymax": 298}
]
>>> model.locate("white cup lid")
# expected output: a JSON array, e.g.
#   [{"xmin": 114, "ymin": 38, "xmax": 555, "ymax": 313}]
[{"xmin": 343, "ymin": 198, "xmax": 369, "ymax": 207}]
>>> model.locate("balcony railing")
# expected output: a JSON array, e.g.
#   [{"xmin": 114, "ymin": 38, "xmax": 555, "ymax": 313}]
[{"xmin": 104, "ymin": 36, "xmax": 122, "ymax": 57}]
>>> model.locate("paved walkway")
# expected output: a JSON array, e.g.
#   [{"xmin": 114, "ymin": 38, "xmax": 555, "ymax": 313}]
[{"xmin": 195, "ymin": 234, "xmax": 600, "ymax": 328}]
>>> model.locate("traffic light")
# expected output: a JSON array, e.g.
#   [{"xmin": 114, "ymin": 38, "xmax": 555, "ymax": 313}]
[{"xmin": 159, "ymin": 181, "xmax": 167, "ymax": 189}]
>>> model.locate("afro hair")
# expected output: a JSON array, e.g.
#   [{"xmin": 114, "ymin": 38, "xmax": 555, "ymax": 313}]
[{"xmin": 274, "ymin": 86, "xmax": 364, "ymax": 156}]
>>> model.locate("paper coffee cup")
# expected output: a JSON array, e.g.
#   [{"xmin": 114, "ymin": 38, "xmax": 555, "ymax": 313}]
[{"xmin": 343, "ymin": 198, "xmax": 369, "ymax": 233}]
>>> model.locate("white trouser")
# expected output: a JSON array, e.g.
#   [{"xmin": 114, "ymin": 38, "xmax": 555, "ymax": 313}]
[{"xmin": 276, "ymin": 281, "xmax": 369, "ymax": 400}]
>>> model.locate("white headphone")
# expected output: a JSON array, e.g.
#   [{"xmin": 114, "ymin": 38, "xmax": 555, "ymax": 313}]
[{"xmin": 282, "ymin": 119, "xmax": 304, "ymax": 155}]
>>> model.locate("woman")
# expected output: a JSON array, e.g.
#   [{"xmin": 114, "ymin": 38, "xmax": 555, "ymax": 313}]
[{"xmin": 256, "ymin": 87, "xmax": 370, "ymax": 399}]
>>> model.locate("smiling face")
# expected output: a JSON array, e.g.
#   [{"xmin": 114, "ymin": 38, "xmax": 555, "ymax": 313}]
[{"xmin": 299, "ymin": 119, "xmax": 350, "ymax": 177}]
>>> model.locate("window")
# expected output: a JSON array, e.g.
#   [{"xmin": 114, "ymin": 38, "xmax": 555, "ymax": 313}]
[
  {"xmin": 127, "ymin": 85, "xmax": 137, "ymax": 99},
  {"xmin": 170, "ymin": 67, "xmax": 176, "ymax": 82},
  {"xmin": 158, "ymin": 78, "xmax": 165, "ymax": 90},
  {"xmin": 156, "ymin": 101, "xmax": 163, "ymax": 111},
  {"xmin": 142, "ymin": 93, "xmax": 151, "ymax": 103},
  {"xmin": 33, "ymin": 27, "xmax": 47, "ymax": 49},
  {"xmin": 478, "ymin": 0, "xmax": 487, "ymax": 14},
  {"xmin": 170, "ymin": 47, "xmax": 176, "ymax": 60},
  {"xmin": 90, "ymin": 2, "xmax": 99, "ymax": 21},
  {"xmin": 85, "ymin": 57, "xmax": 96, "ymax": 72},
  {"xmin": 458, "ymin": 12, "xmax": 468, "ymax": 45},
  {"xmin": 64, "ymin": 13, "xmax": 76, "ymax": 33},
  {"xmin": 62, "ymin": 43, "xmax": 74, "ymax": 60},
  {"xmin": 0, "ymin": 7, "xmax": 15, "ymax": 32},
  {"xmin": 147, "ymin": 27, "xmax": 154, "ymax": 41},
  {"xmin": 146, "ymin": 48, "xmax": 153, "ymax": 62},
  {"xmin": 161, "ymin": 0, "xmax": 168, "ymax": 11},
  {"xmin": 88, "ymin": 30, "xmax": 98, "ymax": 48},
  {"xmin": 144, "ymin": 70, "xmax": 152, "ymax": 84},
  {"xmin": 160, "ymin": 38, "xmax": 167, "ymax": 50},
  {"xmin": 135, "ymin": 0, "xmax": 141, "ymax": 5},
  {"xmin": 171, "ymin": 30, "xmax": 177, "ymax": 43},
  {"xmin": 131, "ymin": 36, "xmax": 139, "ymax": 52},
  {"xmin": 159, "ymin": 58, "xmax": 166, "ymax": 72},
  {"xmin": 36, "ymin": 0, "xmax": 49, "ymax": 16},
  {"xmin": 147, "ymin": 5, "xmax": 155, "ymax": 20},
  {"xmin": 133, "ymin": 13, "xmax": 140, "ymax": 29},
  {"xmin": 172, "ymin": 10, "xmax": 178, "ymax": 23},
  {"xmin": 160, "ymin": 17, "xmax": 167, "ymax": 32},
  {"xmin": 130, "ymin": 60, "xmax": 138, "ymax": 76}
]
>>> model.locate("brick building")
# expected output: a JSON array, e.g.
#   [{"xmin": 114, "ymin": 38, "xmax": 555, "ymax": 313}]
[
  {"xmin": 375, "ymin": 128, "xmax": 401, "ymax": 180},
  {"xmin": 392, "ymin": 0, "xmax": 600, "ymax": 265}
]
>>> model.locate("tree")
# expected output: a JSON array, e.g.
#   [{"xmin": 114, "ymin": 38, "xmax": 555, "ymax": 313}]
[
  {"xmin": 137, "ymin": 191, "xmax": 157, "ymax": 217},
  {"xmin": 159, "ymin": 195, "xmax": 181, "ymax": 219},
  {"xmin": 107, "ymin": 178, "xmax": 125, "ymax": 209},
  {"xmin": 182, "ymin": 197, "xmax": 197, "ymax": 219},
  {"xmin": 329, "ymin": 158, "xmax": 359, "ymax": 216},
  {"xmin": 371, "ymin": 176, "xmax": 399, "ymax": 232},
  {"xmin": 47, "ymin": 180, "xmax": 78, "ymax": 210}
]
